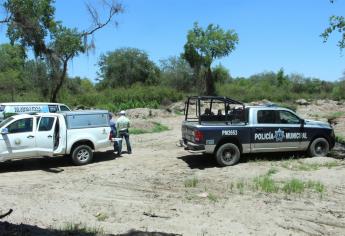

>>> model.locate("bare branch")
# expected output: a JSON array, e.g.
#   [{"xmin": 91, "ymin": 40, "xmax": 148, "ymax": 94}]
[
  {"xmin": 82, "ymin": 0, "xmax": 123, "ymax": 37},
  {"xmin": 0, "ymin": 11, "xmax": 11, "ymax": 24}
]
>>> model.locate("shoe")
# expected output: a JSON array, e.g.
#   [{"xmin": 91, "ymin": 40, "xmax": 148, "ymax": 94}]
[{"xmin": 128, "ymin": 151, "xmax": 132, "ymax": 154}]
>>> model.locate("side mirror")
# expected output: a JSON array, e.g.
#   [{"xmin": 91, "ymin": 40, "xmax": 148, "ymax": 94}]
[{"xmin": 1, "ymin": 128, "xmax": 9, "ymax": 135}]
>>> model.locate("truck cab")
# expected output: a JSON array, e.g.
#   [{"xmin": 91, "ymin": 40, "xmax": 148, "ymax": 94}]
[{"xmin": 180, "ymin": 96, "xmax": 335, "ymax": 166}]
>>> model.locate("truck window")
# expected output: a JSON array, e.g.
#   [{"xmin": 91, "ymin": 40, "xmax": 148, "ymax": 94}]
[
  {"xmin": 7, "ymin": 118, "xmax": 33, "ymax": 133},
  {"xmin": 48, "ymin": 105, "xmax": 58, "ymax": 112},
  {"xmin": 38, "ymin": 117, "xmax": 55, "ymax": 131},
  {"xmin": 257, "ymin": 110, "xmax": 279, "ymax": 124},
  {"xmin": 0, "ymin": 117, "xmax": 14, "ymax": 128},
  {"xmin": 278, "ymin": 110, "xmax": 300, "ymax": 124},
  {"xmin": 59, "ymin": 105, "xmax": 70, "ymax": 111}
]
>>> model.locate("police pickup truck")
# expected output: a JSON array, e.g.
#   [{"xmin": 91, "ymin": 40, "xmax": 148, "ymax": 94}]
[
  {"xmin": 0, "ymin": 110, "xmax": 111, "ymax": 165},
  {"xmin": 180, "ymin": 96, "xmax": 335, "ymax": 166}
]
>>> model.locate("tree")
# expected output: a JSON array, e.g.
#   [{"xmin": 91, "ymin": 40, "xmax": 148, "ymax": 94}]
[
  {"xmin": 97, "ymin": 48, "xmax": 160, "ymax": 88},
  {"xmin": 0, "ymin": 43, "xmax": 25, "ymax": 101},
  {"xmin": 321, "ymin": 0, "xmax": 345, "ymax": 49},
  {"xmin": 23, "ymin": 59, "xmax": 50, "ymax": 97},
  {"xmin": 213, "ymin": 64, "xmax": 231, "ymax": 84},
  {"xmin": 182, "ymin": 22, "xmax": 238, "ymax": 95},
  {"xmin": 276, "ymin": 68, "xmax": 287, "ymax": 87},
  {"xmin": 1, "ymin": 0, "xmax": 123, "ymax": 102},
  {"xmin": 160, "ymin": 56, "xmax": 194, "ymax": 92}
]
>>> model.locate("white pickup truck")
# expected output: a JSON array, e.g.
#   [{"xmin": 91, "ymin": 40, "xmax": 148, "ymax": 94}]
[{"xmin": 0, "ymin": 110, "xmax": 111, "ymax": 165}]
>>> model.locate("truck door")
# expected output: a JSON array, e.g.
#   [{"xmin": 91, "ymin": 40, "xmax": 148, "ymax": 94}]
[
  {"xmin": 252, "ymin": 109, "xmax": 302, "ymax": 152},
  {"xmin": 35, "ymin": 116, "xmax": 57, "ymax": 157},
  {"xmin": 0, "ymin": 117, "xmax": 36, "ymax": 159}
]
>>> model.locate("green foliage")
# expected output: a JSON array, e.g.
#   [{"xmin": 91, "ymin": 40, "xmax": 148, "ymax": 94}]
[
  {"xmin": 152, "ymin": 122, "xmax": 169, "ymax": 132},
  {"xmin": 0, "ymin": 44, "xmax": 26, "ymax": 101},
  {"xmin": 217, "ymin": 70, "xmax": 345, "ymax": 102},
  {"xmin": 207, "ymin": 193, "xmax": 218, "ymax": 202},
  {"xmin": 160, "ymin": 56, "xmax": 195, "ymax": 92},
  {"xmin": 335, "ymin": 135, "xmax": 345, "ymax": 144},
  {"xmin": 213, "ymin": 64, "xmax": 231, "ymax": 84},
  {"xmin": 2, "ymin": 0, "xmax": 123, "ymax": 101},
  {"xmin": 129, "ymin": 122, "xmax": 169, "ymax": 135},
  {"xmin": 282, "ymin": 179, "xmax": 305, "ymax": 194},
  {"xmin": 322, "ymin": 14, "xmax": 345, "ymax": 49},
  {"xmin": 5, "ymin": 0, "xmax": 56, "ymax": 56},
  {"xmin": 184, "ymin": 177, "xmax": 199, "ymax": 188},
  {"xmin": 253, "ymin": 169, "xmax": 279, "ymax": 193},
  {"xmin": 182, "ymin": 22, "xmax": 238, "ymax": 95},
  {"xmin": 281, "ymin": 159, "xmax": 342, "ymax": 171},
  {"xmin": 98, "ymin": 48, "xmax": 160, "ymax": 88}
]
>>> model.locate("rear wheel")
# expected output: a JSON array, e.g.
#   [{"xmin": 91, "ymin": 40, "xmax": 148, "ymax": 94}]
[
  {"xmin": 308, "ymin": 137, "xmax": 329, "ymax": 157},
  {"xmin": 71, "ymin": 145, "xmax": 93, "ymax": 165},
  {"xmin": 216, "ymin": 143, "xmax": 241, "ymax": 166}
]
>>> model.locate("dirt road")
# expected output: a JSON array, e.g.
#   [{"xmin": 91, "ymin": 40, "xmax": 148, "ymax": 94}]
[{"xmin": 1, "ymin": 113, "xmax": 345, "ymax": 235}]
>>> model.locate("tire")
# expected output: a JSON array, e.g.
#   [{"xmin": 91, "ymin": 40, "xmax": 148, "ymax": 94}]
[
  {"xmin": 308, "ymin": 137, "xmax": 330, "ymax": 157},
  {"xmin": 216, "ymin": 143, "xmax": 241, "ymax": 166},
  {"xmin": 71, "ymin": 145, "xmax": 93, "ymax": 165}
]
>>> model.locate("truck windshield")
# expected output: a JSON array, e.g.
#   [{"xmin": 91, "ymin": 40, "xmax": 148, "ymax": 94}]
[{"xmin": 0, "ymin": 117, "xmax": 14, "ymax": 128}]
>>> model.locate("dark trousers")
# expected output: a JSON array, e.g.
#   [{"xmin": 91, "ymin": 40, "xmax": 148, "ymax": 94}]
[
  {"xmin": 119, "ymin": 131, "xmax": 132, "ymax": 154},
  {"xmin": 113, "ymin": 139, "xmax": 121, "ymax": 154}
]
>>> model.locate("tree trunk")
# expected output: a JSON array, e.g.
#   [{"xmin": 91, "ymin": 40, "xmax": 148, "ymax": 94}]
[
  {"xmin": 205, "ymin": 66, "xmax": 215, "ymax": 95},
  {"xmin": 50, "ymin": 59, "xmax": 68, "ymax": 102}
]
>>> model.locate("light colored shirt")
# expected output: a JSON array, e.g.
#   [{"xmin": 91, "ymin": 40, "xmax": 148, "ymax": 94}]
[{"xmin": 116, "ymin": 115, "xmax": 130, "ymax": 132}]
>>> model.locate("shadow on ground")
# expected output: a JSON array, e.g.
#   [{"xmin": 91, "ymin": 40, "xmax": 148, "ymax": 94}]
[
  {"xmin": 0, "ymin": 150, "xmax": 116, "ymax": 174},
  {"xmin": 177, "ymin": 152, "xmax": 313, "ymax": 170},
  {"xmin": 177, "ymin": 154, "xmax": 219, "ymax": 170},
  {"xmin": 0, "ymin": 221, "xmax": 180, "ymax": 236}
]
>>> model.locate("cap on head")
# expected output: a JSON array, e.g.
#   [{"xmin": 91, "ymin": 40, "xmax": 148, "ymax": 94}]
[
  {"xmin": 108, "ymin": 112, "xmax": 113, "ymax": 119},
  {"xmin": 120, "ymin": 110, "xmax": 126, "ymax": 115}
]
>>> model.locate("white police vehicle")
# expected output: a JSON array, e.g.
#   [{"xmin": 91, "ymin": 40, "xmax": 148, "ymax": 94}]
[
  {"xmin": 180, "ymin": 96, "xmax": 336, "ymax": 166},
  {"xmin": 0, "ymin": 110, "xmax": 111, "ymax": 165},
  {"xmin": 0, "ymin": 102, "xmax": 71, "ymax": 122}
]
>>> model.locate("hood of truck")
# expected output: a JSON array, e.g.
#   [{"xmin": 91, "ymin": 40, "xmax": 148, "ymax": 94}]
[{"xmin": 305, "ymin": 119, "xmax": 332, "ymax": 129}]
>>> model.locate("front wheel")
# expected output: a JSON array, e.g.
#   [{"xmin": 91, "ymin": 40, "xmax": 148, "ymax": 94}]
[
  {"xmin": 216, "ymin": 143, "xmax": 241, "ymax": 166},
  {"xmin": 71, "ymin": 145, "xmax": 93, "ymax": 165},
  {"xmin": 308, "ymin": 137, "xmax": 329, "ymax": 157}
]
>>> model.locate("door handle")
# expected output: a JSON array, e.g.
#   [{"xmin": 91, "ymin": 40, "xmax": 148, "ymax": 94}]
[
  {"xmin": 27, "ymin": 135, "xmax": 34, "ymax": 139},
  {"xmin": 255, "ymin": 128, "xmax": 264, "ymax": 132},
  {"xmin": 47, "ymin": 135, "xmax": 52, "ymax": 138}
]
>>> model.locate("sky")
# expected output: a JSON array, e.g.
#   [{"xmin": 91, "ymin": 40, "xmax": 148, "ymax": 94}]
[{"xmin": 1, "ymin": 0, "xmax": 345, "ymax": 82}]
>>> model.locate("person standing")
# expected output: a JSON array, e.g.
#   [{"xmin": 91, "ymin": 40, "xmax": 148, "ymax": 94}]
[
  {"xmin": 116, "ymin": 110, "xmax": 132, "ymax": 154},
  {"xmin": 109, "ymin": 113, "xmax": 121, "ymax": 155}
]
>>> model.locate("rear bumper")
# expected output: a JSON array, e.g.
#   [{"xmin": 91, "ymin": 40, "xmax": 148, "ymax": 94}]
[
  {"xmin": 179, "ymin": 139, "xmax": 216, "ymax": 154},
  {"xmin": 179, "ymin": 139, "xmax": 205, "ymax": 153}
]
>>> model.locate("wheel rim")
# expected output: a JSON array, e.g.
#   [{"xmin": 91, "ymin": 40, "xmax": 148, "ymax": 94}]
[
  {"xmin": 315, "ymin": 141, "xmax": 327, "ymax": 155},
  {"xmin": 77, "ymin": 149, "xmax": 90, "ymax": 161},
  {"xmin": 222, "ymin": 148, "xmax": 236, "ymax": 163}
]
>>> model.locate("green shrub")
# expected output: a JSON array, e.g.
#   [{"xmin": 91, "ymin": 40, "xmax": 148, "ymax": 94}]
[{"xmin": 184, "ymin": 177, "xmax": 199, "ymax": 188}]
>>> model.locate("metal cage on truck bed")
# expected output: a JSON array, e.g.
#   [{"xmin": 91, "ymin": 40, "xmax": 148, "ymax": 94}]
[{"xmin": 184, "ymin": 96, "xmax": 246, "ymax": 124}]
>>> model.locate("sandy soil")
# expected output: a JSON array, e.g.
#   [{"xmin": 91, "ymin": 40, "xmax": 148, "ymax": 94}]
[{"xmin": 0, "ymin": 105, "xmax": 345, "ymax": 236}]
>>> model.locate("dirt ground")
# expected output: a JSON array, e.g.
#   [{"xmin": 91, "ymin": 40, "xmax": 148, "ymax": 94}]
[{"xmin": 0, "ymin": 103, "xmax": 345, "ymax": 236}]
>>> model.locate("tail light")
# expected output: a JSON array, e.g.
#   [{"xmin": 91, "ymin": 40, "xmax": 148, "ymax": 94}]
[
  {"xmin": 109, "ymin": 132, "xmax": 113, "ymax": 141},
  {"xmin": 194, "ymin": 130, "xmax": 204, "ymax": 142}
]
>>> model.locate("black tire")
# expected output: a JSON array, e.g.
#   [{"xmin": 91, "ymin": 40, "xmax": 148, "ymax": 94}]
[
  {"xmin": 71, "ymin": 145, "xmax": 93, "ymax": 165},
  {"xmin": 216, "ymin": 143, "xmax": 241, "ymax": 166},
  {"xmin": 308, "ymin": 137, "xmax": 330, "ymax": 157}
]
